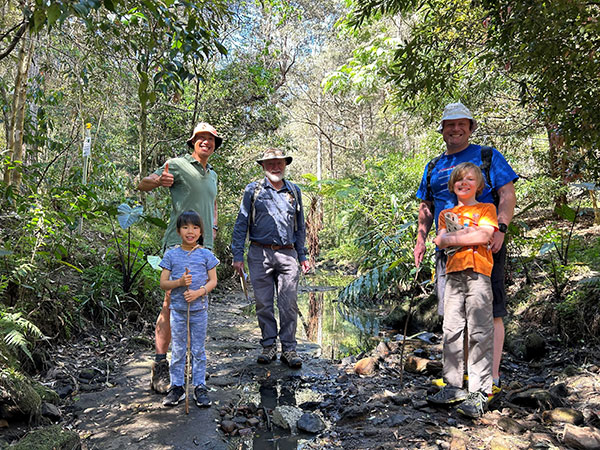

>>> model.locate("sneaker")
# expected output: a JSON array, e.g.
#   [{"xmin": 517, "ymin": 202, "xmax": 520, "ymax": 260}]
[
  {"xmin": 456, "ymin": 391, "xmax": 487, "ymax": 418},
  {"xmin": 151, "ymin": 359, "xmax": 170, "ymax": 394},
  {"xmin": 280, "ymin": 350, "xmax": 302, "ymax": 369},
  {"xmin": 194, "ymin": 385, "xmax": 211, "ymax": 408},
  {"xmin": 431, "ymin": 374, "xmax": 468, "ymax": 388},
  {"xmin": 257, "ymin": 345, "xmax": 277, "ymax": 364},
  {"xmin": 163, "ymin": 385, "xmax": 185, "ymax": 407},
  {"xmin": 492, "ymin": 379, "xmax": 502, "ymax": 396},
  {"xmin": 427, "ymin": 386, "xmax": 468, "ymax": 405}
]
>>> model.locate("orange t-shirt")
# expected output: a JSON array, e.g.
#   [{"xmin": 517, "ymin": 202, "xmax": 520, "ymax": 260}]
[{"xmin": 438, "ymin": 203, "xmax": 498, "ymax": 277}]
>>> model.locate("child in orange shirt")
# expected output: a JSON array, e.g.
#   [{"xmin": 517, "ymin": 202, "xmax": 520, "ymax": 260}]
[{"xmin": 427, "ymin": 162, "xmax": 498, "ymax": 418}]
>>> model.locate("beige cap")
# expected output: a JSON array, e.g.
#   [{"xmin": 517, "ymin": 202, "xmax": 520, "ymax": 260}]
[
  {"xmin": 438, "ymin": 102, "xmax": 478, "ymax": 133},
  {"xmin": 256, "ymin": 148, "xmax": 293, "ymax": 165},
  {"xmin": 186, "ymin": 122, "xmax": 223, "ymax": 149}
]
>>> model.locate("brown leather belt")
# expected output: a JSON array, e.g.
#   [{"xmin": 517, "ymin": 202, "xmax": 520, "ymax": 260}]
[{"xmin": 251, "ymin": 241, "xmax": 294, "ymax": 251}]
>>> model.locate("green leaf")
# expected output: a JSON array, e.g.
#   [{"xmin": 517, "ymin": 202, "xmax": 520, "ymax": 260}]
[
  {"xmin": 554, "ymin": 204, "xmax": 576, "ymax": 222},
  {"xmin": 57, "ymin": 260, "xmax": 83, "ymax": 273},
  {"xmin": 32, "ymin": 9, "xmax": 47, "ymax": 32},
  {"xmin": 147, "ymin": 255, "xmax": 162, "ymax": 270},
  {"xmin": 47, "ymin": 3, "xmax": 61, "ymax": 26},
  {"xmin": 117, "ymin": 203, "xmax": 143, "ymax": 229},
  {"xmin": 539, "ymin": 242, "xmax": 556, "ymax": 256},
  {"xmin": 142, "ymin": 215, "xmax": 167, "ymax": 229}
]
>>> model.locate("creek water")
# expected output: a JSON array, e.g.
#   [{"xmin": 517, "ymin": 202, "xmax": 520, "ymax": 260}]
[{"xmin": 230, "ymin": 273, "xmax": 400, "ymax": 449}]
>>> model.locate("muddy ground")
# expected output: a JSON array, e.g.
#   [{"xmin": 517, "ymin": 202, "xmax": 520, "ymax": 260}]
[{"xmin": 10, "ymin": 281, "xmax": 600, "ymax": 450}]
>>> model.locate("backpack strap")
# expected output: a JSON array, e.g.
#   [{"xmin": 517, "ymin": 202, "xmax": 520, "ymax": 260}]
[
  {"xmin": 249, "ymin": 179, "xmax": 301, "ymax": 232},
  {"xmin": 249, "ymin": 179, "xmax": 265, "ymax": 227},
  {"xmin": 480, "ymin": 146, "xmax": 499, "ymax": 206},
  {"xmin": 425, "ymin": 153, "xmax": 444, "ymax": 216}
]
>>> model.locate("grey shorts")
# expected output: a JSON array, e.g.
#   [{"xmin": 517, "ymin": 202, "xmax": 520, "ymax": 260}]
[{"xmin": 435, "ymin": 243, "xmax": 508, "ymax": 318}]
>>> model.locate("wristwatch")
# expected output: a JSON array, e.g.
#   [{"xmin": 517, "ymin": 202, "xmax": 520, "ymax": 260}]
[
  {"xmin": 212, "ymin": 225, "xmax": 219, "ymax": 231},
  {"xmin": 498, "ymin": 222, "xmax": 508, "ymax": 233}
]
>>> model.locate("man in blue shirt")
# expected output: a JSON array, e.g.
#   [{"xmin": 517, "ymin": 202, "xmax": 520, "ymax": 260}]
[
  {"xmin": 414, "ymin": 102, "xmax": 518, "ymax": 397},
  {"xmin": 232, "ymin": 149, "xmax": 311, "ymax": 368}
]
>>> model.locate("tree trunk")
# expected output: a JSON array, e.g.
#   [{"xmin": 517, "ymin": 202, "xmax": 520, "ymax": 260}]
[
  {"xmin": 138, "ymin": 101, "xmax": 148, "ymax": 179},
  {"xmin": 546, "ymin": 124, "xmax": 568, "ymax": 209},
  {"xmin": 5, "ymin": 31, "xmax": 34, "ymax": 187}
]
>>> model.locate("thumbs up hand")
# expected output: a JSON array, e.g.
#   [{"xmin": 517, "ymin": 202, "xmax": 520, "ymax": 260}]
[
  {"xmin": 179, "ymin": 267, "xmax": 192, "ymax": 288},
  {"xmin": 159, "ymin": 162, "xmax": 174, "ymax": 187}
]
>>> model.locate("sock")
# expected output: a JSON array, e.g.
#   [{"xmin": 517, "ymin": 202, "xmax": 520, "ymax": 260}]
[
  {"xmin": 155, "ymin": 353, "xmax": 167, "ymax": 362},
  {"xmin": 493, "ymin": 377, "xmax": 500, "ymax": 386}
]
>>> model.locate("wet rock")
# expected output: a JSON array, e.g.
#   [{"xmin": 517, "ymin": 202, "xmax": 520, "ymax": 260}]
[
  {"xmin": 563, "ymin": 423, "xmax": 600, "ymax": 449},
  {"xmin": 375, "ymin": 342, "xmax": 390, "ymax": 359},
  {"xmin": 297, "ymin": 412, "xmax": 325, "ymax": 433},
  {"xmin": 404, "ymin": 355, "xmax": 442, "ymax": 375},
  {"xmin": 549, "ymin": 382, "xmax": 569, "ymax": 398},
  {"xmin": 79, "ymin": 368, "xmax": 99, "ymax": 380},
  {"xmin": 387, "ymin": 413, "xmax": 409, "ymax": 427},
  {"xmin": 497, "ymin": 416, "xmax": 525, "ymax": 434},
  {"xmin": 354, "ymin": 357, "xmax": 377, "ymax": 376},
  {"xmin": 220, "ymin": 420, "xmax": 237, "ymax": 434},
  {"xmin": 233, "ymin": 416, "xmax": 248, "ymax": 425},
  {"xmin": 507, "ymin": 388, "xmax": 561, "ymax": 410},
  {"xmin": 41, "ymin": 402, "xmax": 62, "ymax": 422},
  {"xmin": 238, "ymin": 428, "xmax": 253, "ymax": 437},
  {"xmin": 10, "ymin": 424, "xmax": 80, "ymax": 450},
  {"xmin": 542, "ymin": 407, "xmax": 584, "ymax": 425},
  {"xmin": 0, "ymin": 370, "xmax": 42, "ymax": 421},
  {"xmin": 336, "ymin": 374, "xmax": 348, "ymax": 383},
  {"xmin": 341, "ymin": 356, "xmax": 356, "ymax": 366},
  {"xmin": 272, "ymin": 405, "xmax": 303, "ymax": 433},
  {"xmin": 338, "ymin": 404, "xmax": 370, "ymax": 422},
  {"xmin": 247, "ymin": 417, "xmax": 260, "ymax": 427},
  {"xmin": 412, "ymin": 400, "xmax": 429, "ymax": 409},
  {"xmin": 523, "ymin": 332, "xmax": 546, "ymax": 361},
  {"xmin": 55, "ymin": 384, "xmax": 73, "ymax": 399}
]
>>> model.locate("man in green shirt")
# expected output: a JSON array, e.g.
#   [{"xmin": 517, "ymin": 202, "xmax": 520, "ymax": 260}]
[{"xmin": 138, "ymin": 122, "xmax": 221, "ymax": 394}]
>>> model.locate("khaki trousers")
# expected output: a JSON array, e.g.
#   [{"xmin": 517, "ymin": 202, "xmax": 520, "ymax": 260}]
[{"xmin": 443, "ymin": 269, "xmax": 493, "ymax": 394}]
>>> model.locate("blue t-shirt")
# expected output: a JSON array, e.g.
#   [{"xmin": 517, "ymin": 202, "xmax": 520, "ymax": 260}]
[
  {"xmin": 159, "ymin": 246, "xmax": 219, "ymax": 311},
  {"xmin": 416, "ymin": 144, "xmax": 518, "ymax": 229}
]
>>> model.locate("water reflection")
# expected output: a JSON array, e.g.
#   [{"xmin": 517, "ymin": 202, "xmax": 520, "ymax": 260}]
[{"xmin": 297, "ymin": 283, "xmax": 394, "ymax": 359}]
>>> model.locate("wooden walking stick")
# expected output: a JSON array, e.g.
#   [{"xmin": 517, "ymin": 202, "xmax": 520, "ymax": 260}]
[
  {"xmin": 398, "ymin": 267, "xmax": 423, "ymax": 387},
  {"xmin": 185, "ymin": 268, "xmax": 191, "ymax": 415}
]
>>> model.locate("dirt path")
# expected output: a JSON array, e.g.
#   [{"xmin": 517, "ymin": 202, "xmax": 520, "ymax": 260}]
[
  {"xmin": 51, "ymin": 284, "xmax": 600, "ymax": 450},
  {"xmin": 69, "ymin": 289, "xmax": 337, "ymax": 449}
]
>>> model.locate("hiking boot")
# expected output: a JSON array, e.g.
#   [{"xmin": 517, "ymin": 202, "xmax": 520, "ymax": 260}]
[
  {"xmin": 194, "ymin": 385, "xmax": 211, "ymax": 408},
  {"xmin": 427, "ymin": 386, "xmax": 468, "ymax": 405},
  {"xmin": 257, "ymin": 345, "xmax": 277, "ymax": 364},
  {"xmin": 431, "ymin": 374, "xmax": 468, "ymax": 388},
  {"xmin": 456, "ymin": 391, "xmax": 487, "ymax": 418},
  {"xmin": 151, "ymin": 359, "xmax": 170, "ymax": 394},
  {"xmin": 487, "ymin": 379, "xmax": 502, "ymax": 406},
  {"xmin": 280, "ymin": 350, "xmax": 302, "ymax": 369},
  {"xmin": 162, "ymin": 385, "xmax": 185, "ymax": 407}
]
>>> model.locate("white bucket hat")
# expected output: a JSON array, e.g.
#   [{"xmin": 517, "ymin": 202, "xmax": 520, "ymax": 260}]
[
  {"xmin": 186, "ymin": 122, "xmax": 223, "ymax": 149},
  {"xmin": 437, "ymin": 102, "xmax": 478, "ymax": 133}
]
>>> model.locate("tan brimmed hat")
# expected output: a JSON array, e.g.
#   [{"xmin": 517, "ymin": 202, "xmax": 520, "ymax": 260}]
[
  {"xmin": 437, "ymin": 102, "xmax": 478, "ymax": 133},
  {"xmin": 186, "ymin": 122, "xmax": 223, "ymax": 149},
  {"xmin": 256, "ymin": 148, "xmax": 293, "ymax": 165}
]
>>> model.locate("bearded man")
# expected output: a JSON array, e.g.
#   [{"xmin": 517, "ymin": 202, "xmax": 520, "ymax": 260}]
[{"xmin": 231, "ymin": 149, "xmax": 311, "ymax": 368}]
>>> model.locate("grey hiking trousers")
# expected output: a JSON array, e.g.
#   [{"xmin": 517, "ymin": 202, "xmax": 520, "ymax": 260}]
[
  {"xmin": 247, "ymin": 245, "xmax": 300, "ymax": 351},
  {"xmin": 443, "ymin": 269, "xmax": 493, "ymax": 394}
]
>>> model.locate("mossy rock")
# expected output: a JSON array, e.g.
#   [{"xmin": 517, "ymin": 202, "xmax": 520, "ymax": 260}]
[
  {"xmin": 0, "ymin": 369, "xmax": 41, "ymax": 421},
  {"xmin": 31, "ymin": 382, "xmax": 60, "ymax": 406},
  {"xmin": 9, "ymin": 424, "xmax": 80, "ymax": 450}
]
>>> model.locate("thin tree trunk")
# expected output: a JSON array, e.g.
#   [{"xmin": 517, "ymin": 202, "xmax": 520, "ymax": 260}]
[
  {"xmin": 546, "ymin": 124, "xmax": 568, "ymax": 209},
  {"xmin": 5, "ymin": 32, "xmax": 34, "ymax": 187}
]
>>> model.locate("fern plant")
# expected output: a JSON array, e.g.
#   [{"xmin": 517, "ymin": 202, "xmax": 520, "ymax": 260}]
[{"xmin": 0, "ymin": 309, "xmax": 44, "ymax": 364}]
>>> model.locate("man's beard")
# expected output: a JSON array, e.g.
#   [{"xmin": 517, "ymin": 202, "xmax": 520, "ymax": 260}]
[{"xmin": 265, "ymin": 169, "xmax": 285, "ymax": 183}]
